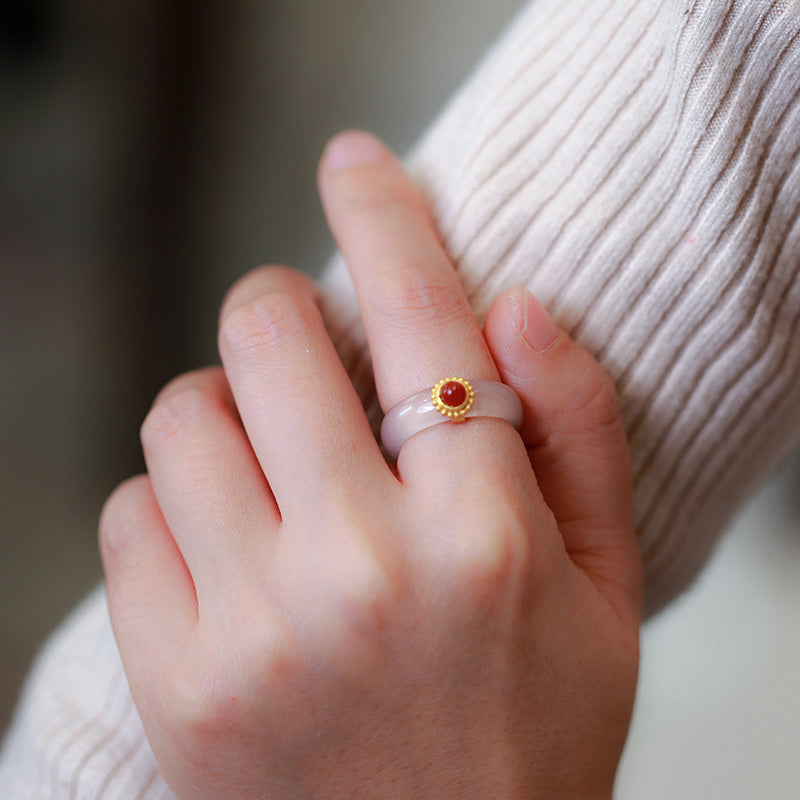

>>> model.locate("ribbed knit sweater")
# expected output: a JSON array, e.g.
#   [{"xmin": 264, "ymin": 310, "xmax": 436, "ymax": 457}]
[
  {"xmin": 322, "ymin": 0, "xmax": 800, "ymax": 615},
  {"xmin": 2, "ymin": 1, "xmax": 799, "ymax": 797}
]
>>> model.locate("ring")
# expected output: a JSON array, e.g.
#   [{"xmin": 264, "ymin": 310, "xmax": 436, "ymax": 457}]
[{"xmin": 380, "ymin": 377, "xmax": 523, "ymax": 459}]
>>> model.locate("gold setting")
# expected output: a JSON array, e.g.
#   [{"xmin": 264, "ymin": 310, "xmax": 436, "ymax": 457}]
[{"xmin": 431, "ymin": 377, "xmax": 475, "ymax": 422}]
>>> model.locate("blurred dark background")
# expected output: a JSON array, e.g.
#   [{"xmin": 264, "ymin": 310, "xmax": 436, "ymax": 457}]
[{"xmin": 0, "ymin": 0, "xmax": 523, "ymax": 729}]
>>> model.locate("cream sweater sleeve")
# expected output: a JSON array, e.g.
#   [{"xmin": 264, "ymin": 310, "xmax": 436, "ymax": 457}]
[
  {"xmin": 322, "ymin": 0, "xmax": 800, "ymax": 615},
  {"xmin": 3, "ymin": 1, "xmax": 799, "ymax": 796},
  {"xmin": 0, "ymin": 588, "xmax": 175, "ymax": 799}
]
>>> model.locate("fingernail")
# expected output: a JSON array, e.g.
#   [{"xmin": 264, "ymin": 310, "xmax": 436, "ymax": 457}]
[
  {"xmin": 325, "ymin": 130, "xmax": 387, "ymax": 171},
  {"xmin": 521, "ymin": 289, "xmax": 560, "ymax": 353}
]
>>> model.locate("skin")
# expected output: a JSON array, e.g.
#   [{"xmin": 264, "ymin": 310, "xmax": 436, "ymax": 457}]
[{"xmin": 99, "ymin": 131, "xmax": 643, "ymax": 800}]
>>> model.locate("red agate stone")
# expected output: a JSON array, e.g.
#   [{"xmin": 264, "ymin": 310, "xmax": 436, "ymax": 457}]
[{"xmin": 439, "ymin": 380, "xmax": 467, "ymax": 408}]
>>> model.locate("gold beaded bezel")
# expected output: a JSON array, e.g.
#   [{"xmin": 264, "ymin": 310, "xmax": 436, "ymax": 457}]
[{"xmin": 432, "ymin": 377, "xmax": 475, "ymax": 422}]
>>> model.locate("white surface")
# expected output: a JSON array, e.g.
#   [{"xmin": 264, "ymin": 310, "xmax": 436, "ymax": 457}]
[{"xmin": 617, "ymin": 457, "xmax": 800, "ymax": 799}]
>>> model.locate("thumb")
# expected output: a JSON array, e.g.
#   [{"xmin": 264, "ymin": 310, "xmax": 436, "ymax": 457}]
[{"xmin": 484, "ymin": 288, "xmax": 642, "ymax": 621}]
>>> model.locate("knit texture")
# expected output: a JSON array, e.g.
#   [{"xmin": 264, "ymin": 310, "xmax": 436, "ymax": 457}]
[
  {"xmin": 3, "ymin": 1, "xmax": 800, "ymax": 796},
  {"xmin": 0, "ymin": 589, "xmax": 172, "ymax": 799},
  {"xmin": 322, "ymin": 0, "xmax": 800, "ymax": 615}
]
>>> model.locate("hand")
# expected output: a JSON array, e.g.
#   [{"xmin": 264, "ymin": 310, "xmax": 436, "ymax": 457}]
[{"xmin": 99, "ymin": 131, "xmax": 642, "ymax": 800}]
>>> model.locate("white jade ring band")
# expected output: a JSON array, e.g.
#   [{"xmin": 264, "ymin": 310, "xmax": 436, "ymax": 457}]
[{"xmin": 380, "ymin": 377, "xmax": 523, "ymax": 460}]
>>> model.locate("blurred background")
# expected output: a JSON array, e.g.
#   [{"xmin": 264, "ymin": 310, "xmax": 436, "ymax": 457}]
[{"xmin": 1, "ymin": 1, "xmax": 798, "ymax": 797}]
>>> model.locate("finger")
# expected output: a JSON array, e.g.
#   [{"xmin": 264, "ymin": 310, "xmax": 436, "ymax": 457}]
[
  {"xmin": 218, "ymin": 265, "xmax": 391, "ymax": 519},
  {"xmin": 318, "ymin": 130, "xmax": 496, "ymax": 402},
  {"xmin": 318, "ymin": 131, "xmax": 524, "ymax": 473},
  {"xmin": 140, "ymin": 367, "xmax": 279, "ymax": 596},
  {"xmin": 99, "ymin": 475, "xmax": 195, "ymax": 693},
  {"xmin": 484, "ymin": 288, "xmax": 642, "ymax": 621}
]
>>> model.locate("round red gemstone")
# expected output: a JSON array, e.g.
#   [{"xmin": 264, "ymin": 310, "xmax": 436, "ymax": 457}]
[{"xmin": 439, "ymin": 380, "xmax": 467, "ymax": 408}]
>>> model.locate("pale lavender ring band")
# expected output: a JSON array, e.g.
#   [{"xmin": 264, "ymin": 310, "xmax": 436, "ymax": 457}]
[{"xmin": 380, "ymin": 379, "xmax": 524, "ymax": 460}]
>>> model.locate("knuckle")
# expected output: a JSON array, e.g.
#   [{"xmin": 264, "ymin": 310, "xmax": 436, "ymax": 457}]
[
  {"xmin": 441, "ymin": 502, "xmax": 537, "ymax": 606},
  {"xmin": 219, "ymin": 291, "xmax": 310, "ymax": 359},
  {"xmin": 461, "ymin": 525, "xmax": 529, "ymax": 596},
  {"xmin": 219, "ymin": 264, "xmax": 309, "ymax": 316},
  {"xmin": 335, "ymin": 557, "xmax": 395, "ymax": 637},
  {"xmin": 167, "ymin": 667, "xmax": 234, "ymax": 751},
  {"xmin": 371, "ymin": 273, "xmax": 467, "ymax": 331},
  {"xmin": 341, "ymin": 178, "xmax": 414, "ymax": 220},
  {"xmin": 566, "ymin": 366, "xmax": 623, "ymax": 437},
  {"xmin": 222, "ymin": 590, "xmax": 300, "ymax": 674},
  {"xmin": 140, "ymin": 372, "xmax": 223, "ymax": 449},
  {"xmin": 98, "ymin": 474, "xmax": 150, "ymax": 555},
  {"xmin": 166, "ymin": 617, "xmax": 298, "ymax": 750},
  {"xmin": 314, "ymin": 514, "xmax": 399, "ymax": 637}
]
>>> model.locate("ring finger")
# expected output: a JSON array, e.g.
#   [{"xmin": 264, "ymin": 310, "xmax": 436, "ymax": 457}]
[{"xmin": 318, "ymin": 131, "xmax": 525, "ymax": 475}]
